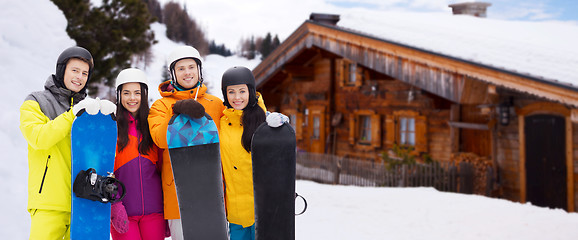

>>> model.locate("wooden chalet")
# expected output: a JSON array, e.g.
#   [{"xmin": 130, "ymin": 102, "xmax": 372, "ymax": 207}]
[{"xmin": 252, "ymin": 12, "xmax": 578, "ymax": 212}]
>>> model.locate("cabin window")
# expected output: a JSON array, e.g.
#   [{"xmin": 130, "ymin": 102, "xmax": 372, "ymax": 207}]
[
  {"xmin": 358, "ymin": 115, "xmax": 372, "ymax": 143},
  {"xmin": 336, "ymin": 58, "xmax": 363, "ymax": 88},
  {"xmin": 312, "ymin": 116, "xmax": 320, "ymax": 139},
  {"xmin": 385, "ymin": 110, "xmax": 428, "ymax": 153},
  {"xmin": 282, "ymin": 109, "xmax": 302, "ymax": 140},
  {"xmin": 398, "ymin": 117, "xmax": 416, "ymax": 146},
  {"xmin": 349, "ymin": 110, "xmax": 381, "ymax": 148},
  {"xmin": 304, "ymin": 108, "xmax": 309, "ymax": 126},
  {"xmin": 290, "ymin": 114, "xmax": 297, "ymax": 130},
  {"xmin": 347, "ymin": 63, "xmax": 357, "ymax": 86}
]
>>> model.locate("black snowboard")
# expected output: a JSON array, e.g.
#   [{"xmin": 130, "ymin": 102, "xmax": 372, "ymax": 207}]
[
  {"xmin": 166, "ymin": 113, "xmax": 227, "ymax": 240},
  {"xmin": 251, "ymin": 122, "xmax": 297, "ymax": 240}
]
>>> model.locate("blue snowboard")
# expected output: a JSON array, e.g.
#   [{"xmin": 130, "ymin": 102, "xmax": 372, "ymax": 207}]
[
  {"xmin": 70, "ymin": 112, "xmax": 117, "ymax": 239},
  {"xmin": 167, "ymin": 113, "xmax": 228, "ymax": 240}
]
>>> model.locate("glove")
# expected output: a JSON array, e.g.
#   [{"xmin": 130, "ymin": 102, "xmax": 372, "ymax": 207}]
[
  {"xmin": 266, "ymin": 112, "xmax": 289, "ymax": 128},
  {"xmin": 173, "ymin": 99, "xmax": 205, "ymax": 119},
  {"xmin": 73, "ymin": 97, "xmax": 100, "ymax": 116},
  {"xmin": 111, "ymin": 202, "xmax": 129, "ymax": 234},
  {"xmin": 99, "ymin": 99, "xmax": 116, "ymax": 115}
]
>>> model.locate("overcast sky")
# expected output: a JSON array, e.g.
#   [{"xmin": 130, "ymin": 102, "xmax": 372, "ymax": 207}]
[{"xmin": 158, "ymin": 0, "xmax": 577, "ymax": 51}]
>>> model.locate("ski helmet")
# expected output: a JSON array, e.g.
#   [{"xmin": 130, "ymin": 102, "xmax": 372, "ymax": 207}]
[
  {"xmin": 166, "ymin": 46, "xmax": 204, "ymax": 87},
  {"xmin": 55, "ymin": 46, "xmax": 94, "ymax": 87},
  {"xmin": 221, "ymin": 66, "xmax": 257, "ymax": 109},
  {"xmin": 115, "ymin": 68, "xmax": 149, "ymax": 90}
]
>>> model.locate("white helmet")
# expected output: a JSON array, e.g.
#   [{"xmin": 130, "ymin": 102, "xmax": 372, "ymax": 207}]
[
  {"xmin": 167, "ymin": 45, "xmax": 203, "ymax": 70},
  {"xmin": 166, "ymin": 46, "xmax": 204, "ymax": 85},
  {"xmin": 115, "ymin": 68, "xmax": 148, "ymax": 90}
]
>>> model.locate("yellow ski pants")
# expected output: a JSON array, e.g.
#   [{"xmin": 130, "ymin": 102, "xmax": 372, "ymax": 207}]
[{"xmin": 29, "ymin": 209, "xmax": 70, "ymax": 240}]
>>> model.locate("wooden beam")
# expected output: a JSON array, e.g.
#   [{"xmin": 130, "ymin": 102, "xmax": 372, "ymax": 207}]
[
  {"xmin": 284, "ymin": 65, "xmax": 314, "ymax": 78},
  {"xmin": 571, "ymin": 109, "xmax": 578, "ymax": 123},
  {"xmin": 447, "ymin": 121, "xmax": 490, "ymax": 130},
  {"xmin": 449, "ymin": 104, "xmax": 460, "ymax": 152},
  {"xmin": 565, "ymin": 116, "xmax": 575, "ymax": 212},
  {"xmin": 519, "ymin": 114, "xmax": 526, "ymax": 204}
]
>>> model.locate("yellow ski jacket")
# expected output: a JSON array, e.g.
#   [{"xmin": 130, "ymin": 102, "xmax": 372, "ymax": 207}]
[
  {"xmin": 19, "ymin": 76, "xmax": 85, "ymax": 212},
  {"xmin": 219, "ymin": 94, "xmax": 266, "ymax": 227}
]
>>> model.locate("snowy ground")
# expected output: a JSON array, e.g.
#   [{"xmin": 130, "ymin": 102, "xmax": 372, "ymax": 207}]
[
  {"xmin": 2, "ymin": 0, "xmax": 578, "ymax": 239},
  {"xmin": 295, "ymin": 180, "xmax": 578, "ymax": 240}
]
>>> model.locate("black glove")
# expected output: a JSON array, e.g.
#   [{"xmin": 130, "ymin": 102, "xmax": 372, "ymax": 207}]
[{"xmin": 173, "ymin": 99, "xmax": 205, "ymax": 119}]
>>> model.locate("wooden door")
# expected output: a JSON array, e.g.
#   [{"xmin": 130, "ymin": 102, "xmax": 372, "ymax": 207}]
[
  {"xmin": 525, "ymin": 114, "xmax": 567, "ymax": 210},
  {"xmin": 308, "ymin": 105, "xmax": 326, "ymax": 153}
]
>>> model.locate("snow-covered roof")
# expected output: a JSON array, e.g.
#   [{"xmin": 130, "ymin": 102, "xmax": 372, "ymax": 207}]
[{"xmin": 336, "ymin": 9, "xmax": 578, "ymax": 89}]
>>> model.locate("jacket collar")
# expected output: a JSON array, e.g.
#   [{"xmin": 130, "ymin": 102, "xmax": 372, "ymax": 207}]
[
  {"xmin": 222, "ymin": 93, "xmax": 267, "ymax": 126},
  {"xmin": 45, "ymin": 75, "xmax": 86, "ymax": 105},
  {"xmin": 158, "ymin": 80, "xmax": 207, "ymax": 100}
]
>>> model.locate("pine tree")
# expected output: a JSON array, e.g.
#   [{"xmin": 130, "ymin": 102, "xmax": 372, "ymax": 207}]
[
  {"xmin": 163, "ymin": 2, "xmax": 209, "ymax": 55},
  {"xmin": 143, "ymin": 0, "xmax": 162, "ymax": 22},
  {"xmin": 259, "ymin": 32, "xmax": 273, "ymax": 60},
  {"xmin": 161, "ymin": 61, "xmax": 170, "ymax": 82},
  {"xmin": 52, "ymin": 0, "xmax": 156, "ymax": 96},
  {"xmin": 209, "ymin": 40, "xmax": 232, "ymax": 56},
  {"xmin": 248, "ymin": 36, "xmax": 256, "ymax": 60},
  {"xmin": 273, "ymin": 34, "xmax": 281, "ymax": 50}
]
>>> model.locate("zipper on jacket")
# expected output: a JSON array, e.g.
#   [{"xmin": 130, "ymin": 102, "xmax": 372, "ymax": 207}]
[
  {"xmin": 139, "ymin": 152, "xmax": 145, "ymax": 216},
  {"xmin": 138, "ymin": 132, "xmax": 146, "ymax": 216},
  {"xmin": 39, "ymin": 155, "xmax": 50, "ymax": 194}
]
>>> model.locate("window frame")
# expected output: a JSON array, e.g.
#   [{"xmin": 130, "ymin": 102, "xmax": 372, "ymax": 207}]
[
  {"xmin": 386, "ymin": 110, "xmax": 428, "ymax": 153},
  {"xmin": 349, "ymin": 110, "xmax": 381, "ymax": 148},
  {"xmin": 336, "ymin": 58, "xmax": 363, "ymax": 88}
]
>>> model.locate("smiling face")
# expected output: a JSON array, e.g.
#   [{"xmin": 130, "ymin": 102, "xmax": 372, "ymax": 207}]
[
  {"xmin": 226, "ymin": 84, "xmax": 249, "ymax": 110},
  {"xmin": 63, "ymin": 58, "xmax": 90, "ymax": 93},
  {"xmin": 174, "ymin": 58, "xmax": 199, "ymax": 89},
  {"xmin": 120, "ymin": 82, "xmax": 142, "ymax": 116}
]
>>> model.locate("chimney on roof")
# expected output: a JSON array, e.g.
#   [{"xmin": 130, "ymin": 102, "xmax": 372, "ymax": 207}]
[
  {"xmin": 448, "ymin": 2, "xmax": 491, "ymax": 18},
  {"xmin": 309, "ymin": 13, "xmax": 340, "ymax": 25}
]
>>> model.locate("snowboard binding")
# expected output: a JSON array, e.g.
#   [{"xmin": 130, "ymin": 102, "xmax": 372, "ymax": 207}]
[{"xmin": 73, "ymin": 168, "xmax": 126, "ymax": 203}]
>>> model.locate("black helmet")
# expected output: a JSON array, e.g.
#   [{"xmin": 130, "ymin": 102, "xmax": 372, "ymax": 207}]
[
  {"xmin": 54, "ymin": 46, "xmax": 94, "ymax": 88},
  {"xmin": 221, "ymin": 66, "xmax": 257, "ymax": 109}
]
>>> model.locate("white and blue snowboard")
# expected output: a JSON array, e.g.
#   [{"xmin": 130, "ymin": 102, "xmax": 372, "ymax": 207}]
[
  {"xmin": 167, "ymin": 113, "xmax": 228, "ymax": 240},
  {"xmin": 70, "ymin": 112, "xmax": 117, "ymax": 239}
]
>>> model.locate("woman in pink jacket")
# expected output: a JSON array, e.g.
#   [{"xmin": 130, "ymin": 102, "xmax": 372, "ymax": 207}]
[{"xmin": 110, "ymin": 68, "xmax": 165, "ymax": 240}]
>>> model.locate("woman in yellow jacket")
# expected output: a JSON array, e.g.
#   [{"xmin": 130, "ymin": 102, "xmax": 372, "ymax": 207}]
[
  {"xmin": 147, "ymin": 45, "xmax": 225, "ymax": 240},
  {"xmin": 219, "ymin": 66, "xmax": 287, "ymax": 240}
]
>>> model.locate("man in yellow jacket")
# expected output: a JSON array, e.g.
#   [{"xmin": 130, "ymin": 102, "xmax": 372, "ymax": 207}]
[
  {"xmin": 148, "ymin": 45, "xmax": 225, "ymax": 240},
  {"xmin": 19, "ymin": 46, "xmax": 106, "ymax": 240}
]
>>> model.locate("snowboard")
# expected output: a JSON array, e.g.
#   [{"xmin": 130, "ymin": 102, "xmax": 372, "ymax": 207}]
[
  {"xmin": 70, "ymin": 112, "xmax": 117, "ymax": 239},
  {"xmin": 251, "ymin": 122, "xmax": 297, "ymax": 240},
  {"xmin": 166, "ymin": 113, "xmax": 228, "ymax": 240}
]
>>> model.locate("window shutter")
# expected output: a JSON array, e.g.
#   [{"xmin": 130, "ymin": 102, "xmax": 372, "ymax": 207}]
[
  {"xmin": 349, "ymin": 113, "xmax": 356, "ymax": 145},
  {"xmin": 415, "ymin": 115, "xmax": 428, "ymax": 153},
  {"xmin": 371, "ymin": 114, "xmax": 381, "ymax": 148},
  {"xmin": 336, "ymin": 58, "xmax": 344, "ymax": 87},
  {"xmin": 354, "ymin": 66, "xmax": 363, "ymax": 87},
  {"xmin": 385, "ymin": 115, "xmax": 395, "ymax": 148}
]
